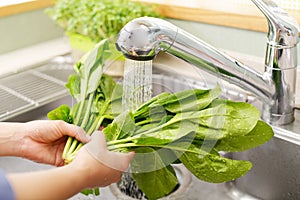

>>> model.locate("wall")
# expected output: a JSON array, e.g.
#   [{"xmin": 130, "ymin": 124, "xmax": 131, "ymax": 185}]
[
  {"xmin": 0, "ymin": 9, "xmax": 64, "ymax": 54},
  {"xmin": 1, "ymin": 9, "xmax": 298, "ymax": 65},
  {"xmin": 168, "ymin": 18, "xmax": 300, "ymax": 62}
]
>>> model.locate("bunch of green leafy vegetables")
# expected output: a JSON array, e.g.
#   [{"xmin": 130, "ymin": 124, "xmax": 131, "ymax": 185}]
[
  {"xmin": 46, "ymin": 0, "xmax": 162, "ymax": 43},
  {"xmin": 48, "ymin": 39, "xmax": 274, "ymax": 199},
  {"xmin": 48, "ymin": 39, "xmax": 124, "ymax": 195}
]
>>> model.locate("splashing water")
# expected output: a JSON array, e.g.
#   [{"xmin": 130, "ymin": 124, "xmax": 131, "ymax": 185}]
[{"xmin": 122, "ymin": 59, "xmax": 152, "ymax": 111}]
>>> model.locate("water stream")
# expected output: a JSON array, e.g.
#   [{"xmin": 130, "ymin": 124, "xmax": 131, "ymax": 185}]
[
  {"xmin": 120, "ymin": 58, "xmax": 153, "ymax": 199},
  {"xmin": 122, "ymin": 59, "xmax": 152, "ymax": 111}
]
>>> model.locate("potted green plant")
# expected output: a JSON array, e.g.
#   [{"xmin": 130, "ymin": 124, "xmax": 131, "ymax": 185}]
[{"xmin": 46, "ymin": 0, "xmax": 162, "ymax": 55}]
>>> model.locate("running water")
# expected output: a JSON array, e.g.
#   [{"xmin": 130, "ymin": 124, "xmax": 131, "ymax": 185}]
[
  {"xmin": 120, "ymin": 59, "xmax": 153, "ymax": 199},
  {"xmin": 122, "ymin": 59, "xmax": 152, "ymax": 111}
]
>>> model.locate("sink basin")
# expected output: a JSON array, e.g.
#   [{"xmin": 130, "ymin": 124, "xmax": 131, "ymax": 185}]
[
  {"xmin": 226, "ymin": 118, "xmax": 300, "ymax": 200},
  {"xmin": 0, "ymin": 55, "xmax": 300, "ymax": 200}
]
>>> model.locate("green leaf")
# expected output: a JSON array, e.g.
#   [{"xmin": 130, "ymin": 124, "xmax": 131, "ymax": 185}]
[
  {"xmin": 80, "ymin": 188, "xmax": 100, "ymax": 196},
  {"xmin": 107, "ymin": 98, "xmax": 122, "ymax": 117},
  {"xmin": 175, "ymin": 144, "xmax": 252, "ymax": 183},
  {"xmin": 134, "ymin": 92, "xmax": 171, "ymax": 119},
  {"xmin": 47, "ymin": 104, "xmax": 73, "ymax": 123},
  {"xmin": 90, "ymin": 74, "xmax": 118, "ymax": 114},
  {"xmin": 133, "ymin": 121, "xmax": 197, "ymax": 145},
  {"xmin": 193, "ymin": 125, "xmax": 228, "ymax": 140},
  {"xmin": 134, "ymin": 115, "xmax": 172, "ymax": 134},
  {"xmin": 146, "ymin": 104, "xmax": 169, "ymax": 123},
  {"xmin": 65, "ymin": 74, "xmax": 81, "ymax": 101},
  {"xmin": 215, "ymin": 120, "xmax": 274, "ymax": 152},
  {"xmin": 172, "ymin": 100, "xmax": 260, "ymax": 138},
  {"xmin": 104, "ymin": 83, "xmax": 123, "ymax": 117},
  {"xmin": 103, "ymin": 111, "xmax": 135, "ymax": 141},
  {"xmin": 99, "ymin": 74, "xmax": 117, "ymax": 100},
  {"xmin": 131, "ymin": 147, "xmax": 178, "ymax": 200},
  {"xmin": 110, "ymin": 83, "xmax": 123, "ymax": 102},
  {"xmin": 79, "ymin": 39, "xmax": 110, "ymax": 99},
  {"xmin": 133, "ymin": 85, "xmax": 221, "ymax": 120},
  {"xmin": 74, "ymin": 39, "xmax": 111, "ymax": 102},
  {"xmin": 157, "ymin": 148, "xmax": 181, "ymax": 166},
  {"xmin": 164, "ymin": 84, "xmax": 222, "ymax": 113},
  {"xmin": 210, "ymin": 99, "xmax": 260, "ymax": 135},
  {"xmin": 66, "ymin": 31, "xmax": 96, "ymax": 52}
]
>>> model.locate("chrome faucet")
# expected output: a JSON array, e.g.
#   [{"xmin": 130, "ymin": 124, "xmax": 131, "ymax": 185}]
[{"xmin": 116, "ymin": 0, "xmax": 299, "ymax": 125}]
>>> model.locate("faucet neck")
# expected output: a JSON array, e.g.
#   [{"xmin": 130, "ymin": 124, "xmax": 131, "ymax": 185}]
[
  {"xmin": 251, "ymin": 0, "xmax": 299, "ymax": 125},
  {"xmin": 261, "ymin": 41, "xmax": 298, "ymax": 125},
  {"xmin": 251, "ymin": 0, "xmax": 299, "ymax": 47}
]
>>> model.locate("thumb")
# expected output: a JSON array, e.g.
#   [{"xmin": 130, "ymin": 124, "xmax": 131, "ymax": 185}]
[
  {"xmin": 84, "ymin": 131, "xmax": 108, "ymax": 155},
  {"xmin": 107, "ymin": 151, "xmax": 135, "ymax": 172}
]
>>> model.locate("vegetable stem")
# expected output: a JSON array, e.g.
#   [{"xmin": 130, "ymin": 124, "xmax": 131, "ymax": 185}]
[
  {"xmin": 62, "ymin": 137, "xmax": 73, "ymax": 159},
  {"xmin": 81, "ymin": 93, "xmax": 95, "ymax": 128},
  {"xmin": 67, "ymin": 140, "xmax": 79, "ymax": 157},
  {"xmin": 74, "ymin": 101, "xmax": 84, "ymax": 125},
  {"xmin": 135, "ymin": 118, "xmax": 152, "ymax": 126},
  {"xmin": 107, "ymin": 142, "xmax": 207, "ymax": 156},
  {"xmin": 107, "ymin": 137, "xmax": 135, "ymax": 146},
  {"xmin": 136, "ymin": 119, "xmax": 175, "ymax": 135}
]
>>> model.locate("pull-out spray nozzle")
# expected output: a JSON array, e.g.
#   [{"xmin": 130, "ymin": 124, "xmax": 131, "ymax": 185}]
[{"xmin": 116, "ymin": 17, "xmax": 178, "ymax": 61}]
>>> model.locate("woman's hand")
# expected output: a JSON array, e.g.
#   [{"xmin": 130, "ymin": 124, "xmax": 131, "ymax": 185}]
[
  {"xmin": 6, "ymin": 131, "xmax": 134, "ymax": 200},
  {"xmin": 21, "ymin": 120, "xmax": 90, "ymax": 166},
  {"xmin": 71, "ymin": 131, "xmax": 135, "ymax": 188}
]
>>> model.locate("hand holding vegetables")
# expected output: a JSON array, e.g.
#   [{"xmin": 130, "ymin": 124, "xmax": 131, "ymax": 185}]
[
  {"xmin": 0, "ymin": 120, "xmax": 89, "ymax": 166},
  {"xmin": 1, "ymin": 120, "xmax": 134, "ymax": 200},
  {"xmin": 22, "ymin": 120, "xmax": 90, "ymax": 166},
  {"xmin": 72, "ymin": 131, "xmax": 135, "ymax": 188}
]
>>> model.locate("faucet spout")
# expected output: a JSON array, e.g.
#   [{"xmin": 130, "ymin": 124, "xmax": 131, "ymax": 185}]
[
  {"xmin": 251, "ymin": 0, "xmax": 299, "ymax": 46},
  {"xmin": 116, "ymin": 2, "xmax": 299, "ymax": 125}
]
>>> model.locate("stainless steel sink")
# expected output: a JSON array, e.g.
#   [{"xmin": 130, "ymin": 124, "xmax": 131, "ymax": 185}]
[
  {"xmin": 226, "ymin": 114, "xmax": 300, "ymax": 200},
  {"xmin": 0, "ymin": 56, "xmax": 300, "ymax": 199}
]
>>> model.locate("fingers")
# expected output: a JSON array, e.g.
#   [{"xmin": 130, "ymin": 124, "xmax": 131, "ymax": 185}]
[
  {"xmin": 28, "ymin": 120, "xmax": 91, "ymax": 143},
  {"xmin": 109, "ymin": 151, "xmax": 135, "ymax": 172},
  {"xmin": 85, "ymin": 131, "xmax": 107, "ymax": 153},
  {"xmin": 72, "ymin": 131, "xmax": 135, "ymax": 188},
  {"xmin": 61, "ymin": 122, "xmax": 91, "ymax": 143},
  {"xmin": 84, "ymin": 131, "xmax": 135, "ymax": 171}
]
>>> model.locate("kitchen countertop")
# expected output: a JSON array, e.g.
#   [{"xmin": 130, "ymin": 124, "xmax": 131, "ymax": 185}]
[{"xmin": 0, "ymin": 38, "xmax": 71, "ymax": 77}]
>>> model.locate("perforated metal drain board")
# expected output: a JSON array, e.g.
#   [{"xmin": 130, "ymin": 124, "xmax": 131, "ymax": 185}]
[{"xmin": 0, "ymin": 57, "xmax": 74, "ymax": 121}]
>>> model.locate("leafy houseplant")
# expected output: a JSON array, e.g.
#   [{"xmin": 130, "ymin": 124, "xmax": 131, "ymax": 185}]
[
  {"xmin": 46, "ymin": 0, "xmax": 162, "ymax": 52},
  {"xmin": 48, "ymin": 39, "xmax": 274, "ymax": 199}
]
